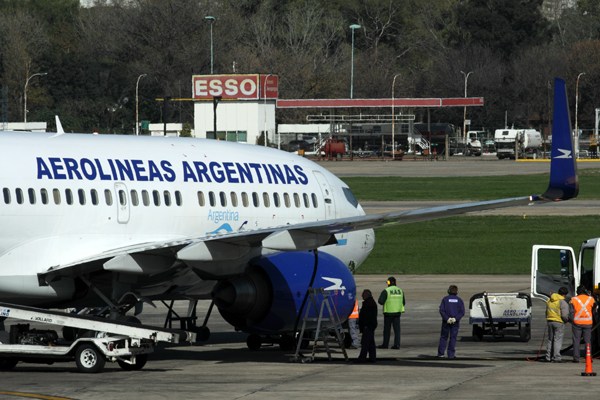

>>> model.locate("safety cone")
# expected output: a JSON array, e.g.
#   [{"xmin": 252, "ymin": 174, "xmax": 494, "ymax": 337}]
[{"xmin": 581, "ymin": 343, "xmax": 597, "ymax": 376}]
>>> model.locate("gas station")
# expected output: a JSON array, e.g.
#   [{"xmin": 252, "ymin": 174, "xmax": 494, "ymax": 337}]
[{"xmin": 190, "ymin": 74, "xmax": 484, "ymax": 157}]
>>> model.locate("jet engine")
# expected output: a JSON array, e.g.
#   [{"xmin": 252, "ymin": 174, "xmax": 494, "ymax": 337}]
[{"xmin": 212, "ymin": 251, "xmax": 356, "ymax": 334}]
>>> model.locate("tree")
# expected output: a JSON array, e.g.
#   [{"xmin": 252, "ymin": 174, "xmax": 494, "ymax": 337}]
[
  {"xmin": 256, "ymin": 131, "xmax": 272, "ymax": 146},
  {"xmin": 551, "ymin": 1, "xmax": 600, "ymax": 47},
  {"xmin": 179, "ymin": 121, "xmax": 193, "ymax": 137},
  {"xmin": 454, "ymin": 0, "xmax": 552, "ymax": 60},
  {"xmin": 509, "ymin": 45, "xmax": 567, "ymax": 127},
  {"xmin": 568, "ymin": 40, "xmax": 600, "ymax": 127},
  {"xmin": 0, "ymin": 10, "xmax": 49, "ymax": 121}
]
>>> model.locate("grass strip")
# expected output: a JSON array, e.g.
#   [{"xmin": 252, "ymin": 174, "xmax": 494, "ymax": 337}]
[
  {"xmin": 357, "ymin": 215, "xmax": 600, "ymax": 274},
  {"xmin": 342, "ymin": 169, "xmax": 600, "ymax": 201}
]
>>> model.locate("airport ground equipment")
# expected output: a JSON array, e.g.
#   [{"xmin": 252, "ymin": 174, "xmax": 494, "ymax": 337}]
[
  {"xmin": 531, "ymin": 240, "xmax": 600, "ymax": 353},
  {"xmin": 469, "ymin": 292, "xmax": 532, "ymax": 342},
  {"xmin": 291, "ymin": 288, "xmax": 348, "ymax": 363},
  {"xmin": 0, "ymin": 302, "xmax": 195, "ymax": 373},
  {"xmin": 494, "ymin": 128, "xmax": 542, "ymax": 159}
]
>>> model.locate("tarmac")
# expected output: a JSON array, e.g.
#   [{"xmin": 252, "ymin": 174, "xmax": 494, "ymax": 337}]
[
  {"xmin": 1, "ymin": 158, "xmax": 599, "ymax": 399},
  {"xmin": 0, "ymin": 275, "xmax": 597, "ymax": 399}
]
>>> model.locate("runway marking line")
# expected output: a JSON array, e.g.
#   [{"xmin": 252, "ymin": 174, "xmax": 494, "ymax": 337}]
[{"xmin": 0, "ymin": 391, "xmax": 74, "ymax": 400}]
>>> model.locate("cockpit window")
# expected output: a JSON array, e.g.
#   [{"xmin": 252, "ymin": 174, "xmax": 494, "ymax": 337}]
[{"xmin": 343, "ymin": 187, "xmax": 358, "ymax": 208}]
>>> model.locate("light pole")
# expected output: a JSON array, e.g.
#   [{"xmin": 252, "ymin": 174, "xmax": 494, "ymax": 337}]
[
  {"xmin": 391, "ymin": 73, "xmax": 401, "ymax": 160},
  {"xmin": 575, "ymin": 72, "xmax": 586, "ymax": 158},
  {"xmin": 136, "ymin": 73, "xmax": 147, "ymax": 136},
  {"xmin": 349, "ymin": 24, "xmax": 361, "ymax": 99},
  {"xmin": 460, "ymin": 70, "xmax": 473, "ymax": 143},
  {"xmin": 264, "ymin": 74, "xmax": 273, "ymax": 147},
  {"xmin": 205, "ymin": 16, "xmax": 216, "ymax": 74},
  {"xmin": 24, "ymin": 72, "xmax": 47, "ymax": 123}
]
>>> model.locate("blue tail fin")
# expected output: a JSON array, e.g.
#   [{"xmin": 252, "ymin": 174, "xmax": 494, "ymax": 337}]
[{"xmin": 542, "ymin": 78, "xmax": 579, "ymax": 201}]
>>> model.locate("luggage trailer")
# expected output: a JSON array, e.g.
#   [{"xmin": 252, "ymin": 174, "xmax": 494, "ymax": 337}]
[
  {"xmin": 0, "ymin": 303, "xmax": 196, "ymax": 373},
  {"xmin": 468, "ymin": 292, "xmax": 532, "ymax": 342}
]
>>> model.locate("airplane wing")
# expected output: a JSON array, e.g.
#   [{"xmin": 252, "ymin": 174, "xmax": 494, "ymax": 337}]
[{"xmin": 40, "ymin": 78, "xmax": 577, "ymax": 282}]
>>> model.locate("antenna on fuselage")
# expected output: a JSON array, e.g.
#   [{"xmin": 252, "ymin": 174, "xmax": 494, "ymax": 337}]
[
  {"xmin": 50, "ymin": 116, "xmax": 65, "ymax": 138},
  {"xmin": 55, "ymin": 116, "xmax": 65, "ymax": 134}
]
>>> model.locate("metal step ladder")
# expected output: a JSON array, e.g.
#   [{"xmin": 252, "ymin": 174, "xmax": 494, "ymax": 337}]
[{"xmin": 291, "ymin": 288, "xmax": 348, "ymax": 363}]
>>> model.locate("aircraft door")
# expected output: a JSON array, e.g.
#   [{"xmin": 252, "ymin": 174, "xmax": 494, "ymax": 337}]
[
  {"xmin": 531, "ymin": 245, "xmax": 578, "ymax": 301},
  {"xmin": 114, "ymin": 182, "xmax": 130, "ymax": 224},
  {"xmin": 313, "ymin": 171, "xmax": 336, "ymax": 219}
]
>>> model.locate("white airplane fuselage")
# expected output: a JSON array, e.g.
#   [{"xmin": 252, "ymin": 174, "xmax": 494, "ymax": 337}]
[{"xmin": 0, "ymin": 132, "xmax": 374, "ymax": 306}]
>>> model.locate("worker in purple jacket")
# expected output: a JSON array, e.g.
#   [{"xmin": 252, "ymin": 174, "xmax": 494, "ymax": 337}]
[{"xmin": 437, "ymin": 285, "xmax": 465, "ymax": 359}]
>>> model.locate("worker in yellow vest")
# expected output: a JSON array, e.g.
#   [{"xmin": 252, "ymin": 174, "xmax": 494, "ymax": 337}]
[
  {"xmin": 377, "ymin": 277, "xmax": 405, "ymax": 349},
  {"xmin": 569, "ymin": 285, "xmax": 596, "ymax": 363},
  {"xmin": 544, "ymin": 286, "xmax": 569, "ymax": 362},
  {"xmin": 347, "ymin": 299, "xmax": 360, "ymax": 349}
]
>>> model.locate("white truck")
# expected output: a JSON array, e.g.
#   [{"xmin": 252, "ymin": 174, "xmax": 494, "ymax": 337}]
[
  {"xmin": 465, "ymin": 131, "xmax": 484, "ymax": 156},
  {"xmin": 494, "ymin": 129, "xmax": 542, "ymax": 159},
  {"xmin": 531, "ymin": 239, "xmax": 600, "ymax": 351}
]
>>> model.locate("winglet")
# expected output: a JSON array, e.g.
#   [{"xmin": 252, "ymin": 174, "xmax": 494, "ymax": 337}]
[{"xmin": 541, "ymin": 78, "xmax": 579, "ymax": 201}]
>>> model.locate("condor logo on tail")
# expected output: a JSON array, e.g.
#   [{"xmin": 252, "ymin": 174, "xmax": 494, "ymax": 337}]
[{"xmin": 555, "ymin": 149, "xmax": 572, "ymax": 159}]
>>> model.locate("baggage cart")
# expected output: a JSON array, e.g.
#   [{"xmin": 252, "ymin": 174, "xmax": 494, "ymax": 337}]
[{"xmin": 468, "ymin": 292, "xmax": 532, "ymax": 342}]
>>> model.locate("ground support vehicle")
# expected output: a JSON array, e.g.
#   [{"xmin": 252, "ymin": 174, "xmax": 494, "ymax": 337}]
[
  {"xmin": 531, "ymin": 240, "xmax": 600, "ymax": 353},
  {"xmin": 466, "ymin": 131, "xmax": 486, "ymax": 156},
  {"xmin": 0, "ymin": 303, "xmax": 195, "ymax": 373},
  {"xmin": 469, "ymin": 292, "xmax": 532, "ymax": 342},
  {"xmin": 494, "ymin": 129, "xmax": 542, "ymax": 159}
]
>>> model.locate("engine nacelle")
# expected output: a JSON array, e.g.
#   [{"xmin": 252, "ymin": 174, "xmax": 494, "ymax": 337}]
[{"xmin": 212, "ymin": 251, "xmax": 356, "ymax": 334}]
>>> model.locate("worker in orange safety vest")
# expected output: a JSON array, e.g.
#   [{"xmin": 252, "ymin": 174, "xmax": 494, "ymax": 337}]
[
  {"xmin": 569, "ymin": 285, "xmax": 597, "ymax": 363},
  {"xmin": 347, "ymin": 299, "xmax": 360, "ymax": 349}
]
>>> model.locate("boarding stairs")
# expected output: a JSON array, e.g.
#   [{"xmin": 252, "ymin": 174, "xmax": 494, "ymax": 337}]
[
  {"xmin": 291, "ymin": 288, "xmax": 348, "ymax": 363},
  {"xmin": 411, "ymin": 128, "xmax": 430, "ymax": 152}
]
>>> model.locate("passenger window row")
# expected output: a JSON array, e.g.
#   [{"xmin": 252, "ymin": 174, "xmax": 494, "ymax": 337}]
[
  {"xmin": 197, "ymin": 190, "xmax": 319, "ymax": 209},
  {"xmin": 2, "ymin": 187, "xmax": 183, "ymax": 207}
]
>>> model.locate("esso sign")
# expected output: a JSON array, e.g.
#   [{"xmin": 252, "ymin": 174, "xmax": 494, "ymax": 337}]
[{"xmin": 192, "ymin": 74, "xmax": 278, "ymax": 100}]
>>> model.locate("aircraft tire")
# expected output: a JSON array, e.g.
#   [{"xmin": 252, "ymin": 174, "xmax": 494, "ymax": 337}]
[
  {"xmin": 0, "ymin": 357, "xmax": 17, "ymax": 370},
  {"xmin": 279, "ymin": 334, "xmax": 295, "ymax": 351},
  {"xmin": 247, "ymin": 334, "xmax": 262, "ymax": 350},
  {"xmin": 195, "ymin": 326, "xmax": 210, "ymax": 342},
  {"xmin": 118, "ymin": 354, "xmax": 148, "ymax": 371},
  {"xmin": 117, "ymin": 315, "xmax": 142, "ymax": 324},
  {"xmin": 75, "ymin": 344, "xmax": 106, "ymax": 373}
]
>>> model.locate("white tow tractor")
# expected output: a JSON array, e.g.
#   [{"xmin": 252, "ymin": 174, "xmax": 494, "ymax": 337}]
[
  {"xmin": 531, "ymin": 238, "xmax": 600, "ymax": 351},
  {"xmin": 0, "ymin": 303, "xmax": 196, "ymax": 373}
]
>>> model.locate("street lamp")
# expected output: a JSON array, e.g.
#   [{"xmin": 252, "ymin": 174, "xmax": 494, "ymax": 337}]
[
  {"xmin": 136, "ymin": 73, "xmax": 147, "ymax": 136},
  {"xmin": 24, "ymin": 72, "xmax": 47, "ymax": 123},
  {"xmin": 205, "ymin": 16, "xmax": 216, "ymax": 74},
  {"xmin": 391, "ymin": 73, "xmax": 401, "ymax": 160},
  {"xmin": 575, "ymin": 72, "xmax": 586, "ymax": 158},
  {"xmin": 460, "ymin": 70, "xmax": 473, "ymax": 143},
  {"xmin": 349, "ymin": 24, "xmax": 361, "ymax": 99},
  {"xmin": 264, "ymin": 74, "xmax": 273, "ymax": 147}
]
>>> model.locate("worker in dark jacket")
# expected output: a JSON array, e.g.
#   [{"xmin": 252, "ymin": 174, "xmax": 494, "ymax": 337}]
[
  {"xmin": 356, "ymin": 289, "xmax": 378, "ymax": 363},
  {"xmin": 437, "ymin": 285, "xmax": 465, "ymax": 359}
]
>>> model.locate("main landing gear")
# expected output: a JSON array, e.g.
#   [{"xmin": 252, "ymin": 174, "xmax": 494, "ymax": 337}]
[
  {"xmin": 162, "ymin": 300, "xmax": 211, "ymax": 342},
  {"xmin": 246, "ymin": 334, "xmax": 296, "ymax": 351}
]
